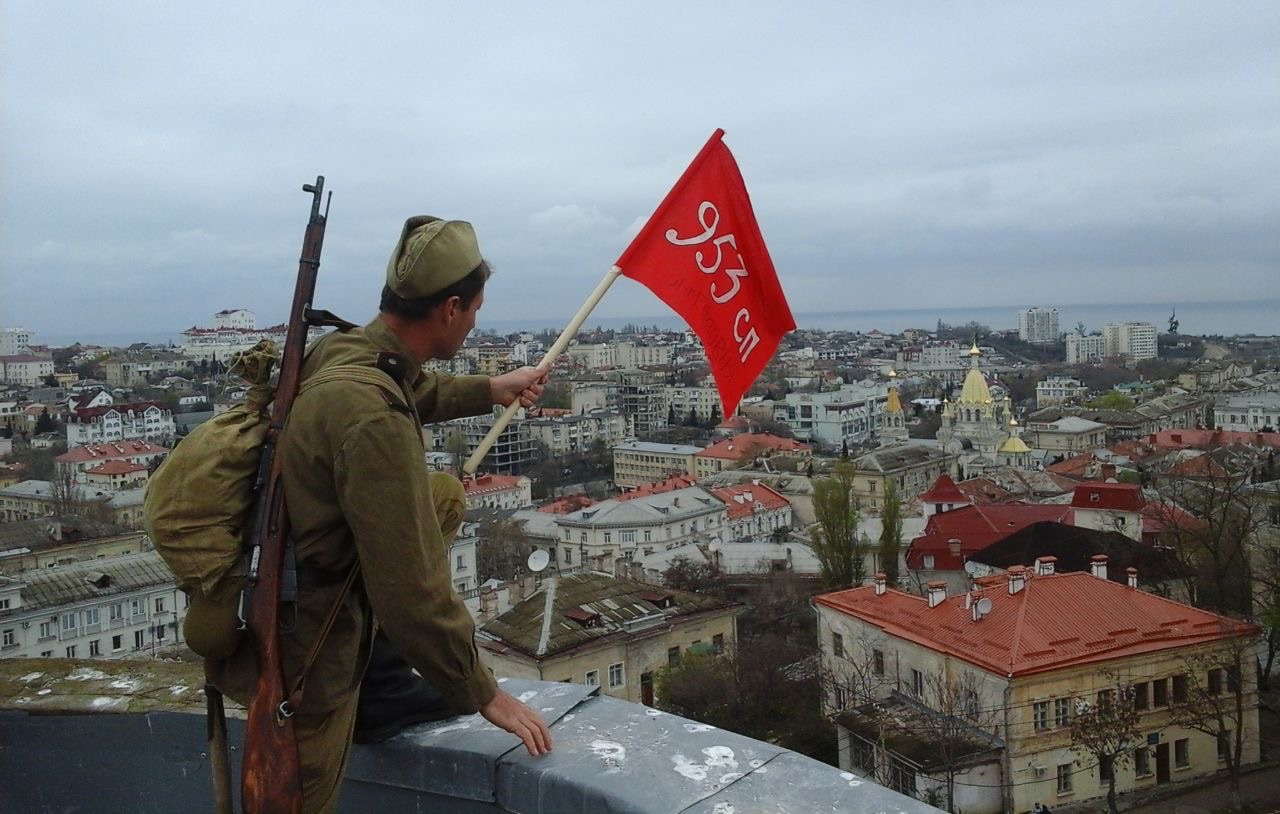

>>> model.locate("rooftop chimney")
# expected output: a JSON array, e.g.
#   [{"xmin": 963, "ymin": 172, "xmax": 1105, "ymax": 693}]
[
  {"xmin": 948, "ymin": 538, "xmax": 962, "ymax": 557},
  {"xmin": 1034, "ymin": 556, "xmax": 1057, "ymax": 577},
  {"xmin": 1007, "ymin": 565, "xmax": 1028, "ymax": 595},
  {"xmin": 479, "ymin": 589, "xmax": 498, "ymax": 622},
  {"xmin": 873, "ymin": 572, "xmax": 887, "ymax": 596},
  {"xmin": 1101, "ymin": 463, "xmax": 1117, "ymax": 482},
  {"xmin": 927, "ymin": 581, "xmax": 947, "ymax": 608},
  {"xmin": 1126, "ymin": 567, "xmax": 1138, "ymax": 589},
  {"xmin": 1090, "ymin": 554, "xmax": 1109, "ymax": 581}
]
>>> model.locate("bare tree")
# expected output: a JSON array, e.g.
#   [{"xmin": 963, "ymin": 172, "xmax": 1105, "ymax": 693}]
[
  {"xmin": 1070, "ymin": 682, "xmax": 1140, "ymax": 814},
  {"xmin": 811, "ymin": 460, "xmax": 865, "ymax": 587},
  {"xmin": 475, "ymin": 516, "xmax": 532, "ymax": 583},
  {"xmin": 1167, "ymin": 632, "xmax": 1260, "ymax": 810}
]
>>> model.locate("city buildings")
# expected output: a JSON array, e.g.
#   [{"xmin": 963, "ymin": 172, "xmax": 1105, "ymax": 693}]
[
  {"xmin": 1066, "ymin": 333, "xmax": 1107, "ymax": 364},
  {"xmin": 1018, "ymin": 307, "xmax": 1060, "ymax": 345},
  {"xmin": 553, "ymin": 485, "xmax": 727, "ymax": 568},
  {"xmin": 612, "ymin": 441, "xmax": 701, "ymax": 489},
  {"xmin": 1104, "ymin": 322, "xmax": 1159, "ymax": 362},
  {"xmin": 65, "ymin": 402, "xmax": 175, "ymax": 445},
  {"xmin": 1214, "ymin": 391, "xmax": 1280, "ymax": 431},
  {"xmin": 478, "ymin": 571, "xmax": 739, "ymax": 706},
  {"xmin": 772, "ymin": 382, "xmax": 889, "ymax": 451},
  {"xmin": 816, "ymin": 564, "xmax": 1260, "ymax": 813},
  {"xmin": 1036, "ymin": 376, "xmax": 1089, "ymax": 408}
]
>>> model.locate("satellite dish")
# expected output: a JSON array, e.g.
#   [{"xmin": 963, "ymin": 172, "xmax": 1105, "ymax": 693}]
[
  {"xmin": 709, "ymin": 538, "xmax": 722, "ymax": 553},
  {"xmin": 964, "ymin": 560, "xmax": 981, "ymax": 576},
  {"xmin": 975, "ymin": 597, "xmax": 993, "ymax": 617},
  {"xmin": 527, "ymin": 549, "xmax": 550, "ymax": 573}
]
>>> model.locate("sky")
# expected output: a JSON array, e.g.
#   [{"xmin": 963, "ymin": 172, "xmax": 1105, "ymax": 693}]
[{"xmin": 2, "ymin": 2, "xmax": 1278, "ymax": 343}]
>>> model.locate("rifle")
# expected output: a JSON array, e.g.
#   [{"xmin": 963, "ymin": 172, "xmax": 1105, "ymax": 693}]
[{"xmin": 240, "ymin": 176, "xmax": 331, "ymax": 814}]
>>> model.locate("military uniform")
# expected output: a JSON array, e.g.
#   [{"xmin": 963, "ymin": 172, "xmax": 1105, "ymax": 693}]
[{"xmin": 211, "ymin": 317, "xmax": 497, "ymax": 812}]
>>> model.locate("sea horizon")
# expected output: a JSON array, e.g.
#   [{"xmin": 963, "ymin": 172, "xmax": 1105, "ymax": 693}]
[{"xmin": 34, "ymin": 298, "xmax": 1280, "ymax": 348}]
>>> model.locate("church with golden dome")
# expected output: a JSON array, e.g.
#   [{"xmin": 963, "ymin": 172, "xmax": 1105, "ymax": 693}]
[{"xmin": 936, "ymin": 343, "xmax": 1029, "ymax": 475}]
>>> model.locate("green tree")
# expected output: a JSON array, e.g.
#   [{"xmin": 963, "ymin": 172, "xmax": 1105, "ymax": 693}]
[
  {"xmin": 810, "ymin": 460, "xmax": 864, "ymax": 587},
  {"xmin": 34, "ymin": 408, "xmax": 56, "ymax": 435},
  {"xmin": 877, "ymin": 480, "xmax": 903, "ymax": 587},
  {"xmin": 1086, "ymin": 391, "xmax": 1136, "ymax": 411}
]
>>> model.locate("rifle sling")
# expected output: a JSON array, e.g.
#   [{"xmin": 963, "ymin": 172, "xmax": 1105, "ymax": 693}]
[{"xmin": 285, "ymin": 561, "xmax": 361, "ymax": 713}]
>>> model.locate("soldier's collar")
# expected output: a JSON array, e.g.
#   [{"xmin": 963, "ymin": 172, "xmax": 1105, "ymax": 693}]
[{"xmin": 363, "ymin": 318, "xmax": 422, "ymax": 384}]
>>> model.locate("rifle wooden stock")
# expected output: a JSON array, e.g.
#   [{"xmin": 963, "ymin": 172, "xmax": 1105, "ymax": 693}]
[{"xmin": 241, "ymin": 177, "xmax": 330, "ymax": 814}]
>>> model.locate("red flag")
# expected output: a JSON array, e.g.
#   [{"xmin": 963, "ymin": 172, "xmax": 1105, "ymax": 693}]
[{"xmin": 617, "ymin": 129, "xmax": 795, "ymax": 417}]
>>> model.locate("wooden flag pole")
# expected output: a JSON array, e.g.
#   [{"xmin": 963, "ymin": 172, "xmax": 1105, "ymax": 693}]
[{"xmin": 463, "ymin": 265, "xmax": 624, "ymax": 475}]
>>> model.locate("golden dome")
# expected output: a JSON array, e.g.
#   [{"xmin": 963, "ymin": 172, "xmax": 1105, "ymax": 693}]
[
  {"xmin": 999, "ymin": 436, "xmax": 1032, "ymax": 454},
  {"xmin": 886, "ymin": 387, "xmax": 903, "ymax": 414}
]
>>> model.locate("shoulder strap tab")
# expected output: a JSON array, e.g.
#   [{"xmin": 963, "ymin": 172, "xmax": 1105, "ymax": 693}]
[{"xmin": 300, "ymin": 364, "xmax": 415, "ymax": 417}]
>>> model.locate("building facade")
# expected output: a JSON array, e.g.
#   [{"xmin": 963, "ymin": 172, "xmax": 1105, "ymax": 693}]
[
  {"xmin": 1018, "ymin": 308, "xmax": 1060, "ymax": 345},
  {"xmin": 1103, "ymin": 322, "xmax": 1158, "ymax": 362},
  {"xmin": 612, "ymin": 441, "xmax": 700, "ymax": 489},
  {"xmin": 66, "ymin": 403, "xmax": 175, "ymax": 445}
]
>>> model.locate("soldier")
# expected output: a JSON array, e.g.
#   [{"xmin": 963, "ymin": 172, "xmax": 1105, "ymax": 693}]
[{"xmin": 211, "ymin": 216, "xmax": 552, "ymax": 812}]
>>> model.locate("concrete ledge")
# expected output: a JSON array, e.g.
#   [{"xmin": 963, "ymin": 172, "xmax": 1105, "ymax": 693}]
[{"xmin": 0, "ymin": 659, "xmax": 943, "ymax": 813}]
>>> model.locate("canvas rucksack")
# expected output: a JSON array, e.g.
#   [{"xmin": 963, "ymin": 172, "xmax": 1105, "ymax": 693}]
[{"xmin": 144, "ymin": 340, "xmax": 405, "ymax": 658}]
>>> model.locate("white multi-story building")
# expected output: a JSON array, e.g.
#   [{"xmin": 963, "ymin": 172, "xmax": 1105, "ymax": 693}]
[
  {"xmin": 666, "ymin": 385, "xmax": 723, "ymax": 423},
  {"xmin": 1065, "ymin": 333, "xmax": 1107, "ymax": 364},
  {"xmin": 1036, "ymin": 376, "xmax": 1089, "ymax": 408},
  {"xmin": 616, "ymin": 342, "xmax": 674, "ymax": 368},
  {"xmin": 0, "ymin": 552, "xmax": 188, "ymax": 660},
  {"xmin": 0, "ymin": 354, "xmax": 55, "ymax": 386},
  {"xmin": 1215, "ymin": 391, "xmax": 1280, "ymax": 432},
  {"xmin": 523, "ymin": 409, "xmax": 631, "ymax": 456},
  {"xmin": 462, "ymin": 473, "xmax": 533, "ymax": 511},
  {"xmin": 180, "ymin": 309, "xmax": 325, "ymax": 362},
  {"xmin": 612, "ymin": 440, "xmax": 701, "ymax": 489},
  {"xmin": 566, "ymin": 343, "xmax": 617, "ymax": 370},
  {"xmin": 1103, "ymin": 322, "xmax": 1158, "ymax": 361},
  {"xmin": 772, "ymin": 382, "xmax": 889, "ymax": 451},
  {"xmin": 1018, "ymin": 307, "xmax": 1060, "ymax": 344},
  {"xmin": 0, "ymin": 326, "xmax": 33, "ymax": 355},
  {"xmin": 554, "ymin": 485, "xmax": 729, "ymax": 568},
  {"xmin": 214, "ymin": 308, "xmax": 256, "ymax": 330},
  {"xmin": 65, "ymin": 402, "xmax": 175, "ymax": 445}
]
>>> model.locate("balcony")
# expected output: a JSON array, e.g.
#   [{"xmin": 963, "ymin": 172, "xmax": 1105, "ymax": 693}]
[{"xmin": 1, "ymin": 657, "xmax": 942, "ymax": 813}]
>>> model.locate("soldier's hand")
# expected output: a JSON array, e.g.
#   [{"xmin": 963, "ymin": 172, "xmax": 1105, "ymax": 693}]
[
  {"xmin": 481, "ymin": 689, "xmax": 553, "ymax": 756},
  {"xmin": 491, "ymin": 366, "xmax": 548, "ymax": 409}
]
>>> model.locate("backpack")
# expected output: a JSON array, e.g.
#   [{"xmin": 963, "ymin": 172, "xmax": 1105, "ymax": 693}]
[{"xmin": 144, "ymin": 340, "xmax": 405, "ymax": 658}]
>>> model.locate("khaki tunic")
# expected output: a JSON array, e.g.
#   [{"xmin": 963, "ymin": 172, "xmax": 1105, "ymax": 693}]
[{"xmin": 212, "ymin": 317, "xmax": 498, "ymax": 717}]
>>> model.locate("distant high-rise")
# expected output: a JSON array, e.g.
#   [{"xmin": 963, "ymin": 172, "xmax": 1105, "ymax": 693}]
[
  {"xmin": 1103, "ymin": 322, "xmax": 1158, "ymax": 361},
  {"xmin": 1017, "ymin": 307, "xmax": 1060, "ymax": 344},
  {"xmin": 1065, "ymin": 333, "xmax": 1106, "ymax": 364}
]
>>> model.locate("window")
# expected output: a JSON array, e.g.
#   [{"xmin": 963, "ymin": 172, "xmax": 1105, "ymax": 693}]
[
  {"xmin": 112, "ymin": 635, "xmax": 123, "ymax": 651},
  {"xmin": 563, "ymin": 548, "xmax": 573, "ymax": 565},
  {"xmin": 1152, "ymin": 678, "xmax": 1168, "ymax": 707},
  {"xmin": 2, "ymin": 629, "xmax": 14, "ymax": 648},
  {"xmin": 1033, "ymin": 701, "xmax": 1049, "ymax": 731},
  {"xmin": 1055, "ymin": 698, "xmax": 1071, "ymax": 727},
  {"xmin": 154, "ymin": 597, "xmax": 166, "ymax": 614},
  {"xmin": 923, "ymin": 554, "xmax": 934, "ymax": 569},
  {"xmin": 1097, "ymin": 689, "xmax": 1114, "ymax": 713},
  {"xmin": 89, "ymin": 640, "xmax": 101, "ymax": 656},
  {"xmin": 712, "ymin": 634, "xmax": 724, "ymax": 654},
  {"xmin": 834, "ymin": 685, "xmax": 847, "ymax": 709},
  {"xmin": 65, "ymin": 644, "xmax": 78, "ymax": 658},
  {"xmin": 643, "ymin": 529, "xmax": 652, "ymax": 542},
  {"xmin": 873, "ymin": 649, "xmax": 885, "ymax": 675},
  {"xmin": 0, "ymin": 598, "xmax": 8, "ymax": 610},
  {"xmin": 911, "ymin": 669, "xmax": 924, "ymax": 698},
  {"xmin": 130, "ymin": 599, "xmax": 144, "ymax": 616},
  {"xmin": 134, "ymin": 630, "xmax": 145, "ymax": 649},
  {"xmin": 109, "ymin": 603, "xmax": 123, "ymax": 622},
  {"xmin": 61, "ymin": 612, "xmax": 77, "ymax": 632},
  {"xmin": 603, "ymin": 532, "xmax": 611, "ymax": 543},
  {"xmin": 40, "ymin": 650, "xmax": 53, "ymax": 658},
  {"xmin": 608, "ymin": 663, "xmax": 624, "ymax": 688},
  {"xmin": 584, "ymin": 670, "xmax": 599, "ymax": 687},
  {"xmin": 1218, "ymin": 730, "xmax": 1231, "ymax": 761},
  {"xmin": 964, "ymin": 689, "xmax": 979, "ymax": 719},
  {"xmin": 668, "ymin": 646, "xmax": 680, "ymax": 667},
  {"xmin": 1133, "ymin": 682, "xmax": 1149, "ymax": 710},
  {"xmin": 1134, "ymin": 746, "xmax": 1151, "ymax": 776},
  {"xmin": 39, "ymin": 621, "xmax": 54, "ymax": 640},
  {"xmin": 1099, "ymin": 754, "xmax": 1113, "ymax": 783},
  {"xmin": 84, "ymin": 608, "xmax": 100, "ymax": 626},
  {"xmin": 1056, "ymin": 763, "xmax": 1072, "ymax": 794},
  {"xmin": 1227, "ymin": 665, "xmax": 1241, "ymax": 694},
  {"xmin": 1175, "ymin": 738, "xmax": 1190, "ymax": 768},
  {"xmin": 455, "ymin": 554, "xmax": 465, "ymax": 571},
  {"xmin": 580, "ymin": 532, "xmax": 587, "ymax": 543},
  {"xmin": 832, "ymin": 632, "xmax": 844, "ymax": 658},
  {"xmin": 1208, "ymin": 668, "xmax": 1223, "ymax": 695}
]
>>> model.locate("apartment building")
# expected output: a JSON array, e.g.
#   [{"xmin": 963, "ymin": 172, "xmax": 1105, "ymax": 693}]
[
  {"xmin": 1215, "ymin": 391, "xmax": 1280, "ymax": 432},
  {"xmin": 693, "ymin": 432, "xmax": 811, "ymax": 479},
  {"xmin": 1103, "ymin": 322, "xmax": 1158, "ymax": 362},
  {"xmin": 1018, "ymin": 307, "xmax": 1060, "ymax": 345},
  {"xmin": 0, "ymin": 551, "xmax": 188, "ymax": 660},
  {"xmin": 554, "ymin": 485, "xmax": 727, "ymax": 569},
  {"xmin": 851, "ymin": 445, "xmax": 959, "ymax": 510},
  {"xmin": 613, "ymin": 441, "xmax": 700, "ymax": 489},
  {"xmin": 479, "ymin": 571, "xmax": 739, "ymax": 706},
  {"xmin": 462, "ymin": 473, "xmax": 533, "ymax": 511},
  {"xmin": 56, "ymin": 441, "xmax": 169, "ymax": 483},
  {"xmin": 66, "ymin": 402, "xmax": 176, "ymax": 445},
  {"xmin": 1036, "ymin": 377, "xmax": 1089, "ymax": 408},
  {"xmin": 523, "ymin": 408, "xmax": 630, "ymax": 456},
  {"xmin": 1066, "ymin": 333, "xmax": 1107, "ymax": 365},
  {"xmin": 816, "ymin": 563, "xmax": 1260, "ymax": 813},
  {"xmin": 772, "ymin": 382, "xmax": 889, "ymax": 451},
  {"xmin": 0, "ymin": 354, "xmax": 55, "ymax": 386}
]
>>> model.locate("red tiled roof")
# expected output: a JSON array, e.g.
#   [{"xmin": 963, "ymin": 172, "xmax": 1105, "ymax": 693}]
[
  {"xmin": 708, "ymin": 482, "xmax": 790, "ymax": 519},
  {"xmin": 1148, "ymin": 428, "xmax": 1280, "ymax": 451},
  {"xmin": 919, "ymin": 473, "xmax": 967, "ymax": 504},
  {"xmin": 537, "ymin": 494, "xmax": 599, "ymax": 514},
  {"xmin": 695, "ymin": 433, "xmax": 810, "ymax": 460},
  {"xmin": 1070, "ymin": 482, "xmax": 1143, "ymax": 511},
  {"xmin": 463, "ymin": 474, "xmax": 526, "ymax": 495},
  {"xmin": 617, "ymin": 474, "xmax": 697, "ymax": 500},
  {"xmin": 1045, "ymin": 453, "xmax": 1093, "ymax": 479},
  {"xmin": 956, "ymin": 478, "xmax": 1015, "ymax": 505},
  {"xmin": 906, "ymin": 503, "xmax": 1073, "ymax": 570},
  {"xmin": 68, "ymin": 402, "xmax": 165, "ymax": 421},
  {"xmin": 57, "ymin": 441, "xmax": 168, "ymax": 462},
  {"xmin": 85, "ymin": 460, "xmax": 148, "ymax": 475},
  {"xmin": 815, "ymin": 571, "xmax": 1258, "ymax": 677}
]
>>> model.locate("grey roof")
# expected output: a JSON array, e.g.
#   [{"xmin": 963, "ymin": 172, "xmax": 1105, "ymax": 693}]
[
  {"xmin": 0, "ymin": 516, "xmax": 131, "ymax": 552},
  {"xmin": 612, "ymin": 440, "xmax": 702, "ymax": 455},
  {"xmin": 853, "ymin": 443, "xmax": 954, "ymax": 473},
  {"xmin": 559, "ymin": 486, "xmax": 723, "ymax": 528},
  {"xmin": 480, "ymin": 571, "xmax": 738, "ymax": 659},
  {"xmin": 0, "ymin": 551, "xmax": 173, "ymax": 613}
]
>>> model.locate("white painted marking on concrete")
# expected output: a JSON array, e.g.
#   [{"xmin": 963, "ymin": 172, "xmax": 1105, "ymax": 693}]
[
  {"xmin": 90, "ymin": 697, "xmax": 125, "ymax": 710},
  {"xmin": 110, "ymin": 678, "xmax": 142, "ymax": 692},
  {"xmin": 17, "ymin": 672, "xmax": 43, "ymax": 683},
  {"xmin": 712, "ymin": 803, "xmax": 736, "ymax": 814},
  {"xmin": 66, "ymin": 668, "xmax": 108, "ymax": 681},
  {"xmin": 37, "ymin": 689, "xmax": 52, "ymax": 696},
  {"xmin": 702, "ymin": 746, "xmax": 737, "ymax": 770},
  {"xmin": 590, "ymin": 739, "xmax": 626, "ymax": 770},
  {"xmin": 535, "ymin": 577, "xmax": 559, "ymax": 656},
  {"xmin": 682, "ymin": 723, "xmax": 714, "ymax": 733},
  {"xmin": 517, "ymin": 690, "xmax": 538, "ymax": 703},
  {"xmin": 672, "ymin": 753, "xmax": 709, "ymax": 782}
]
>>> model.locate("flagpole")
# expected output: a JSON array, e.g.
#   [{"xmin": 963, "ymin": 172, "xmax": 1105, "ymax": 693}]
[{"xmin": 463, "ymin": 265, "xmax": 624, "ymax": 475}]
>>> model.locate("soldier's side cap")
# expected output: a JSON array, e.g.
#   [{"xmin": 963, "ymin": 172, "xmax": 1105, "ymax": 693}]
[{"xmin": 386, "ymin": 215, "xmax": 483, "ymax": 299}]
